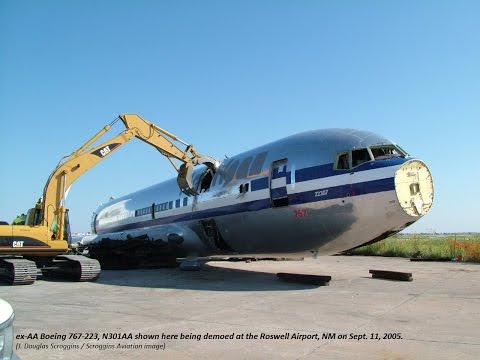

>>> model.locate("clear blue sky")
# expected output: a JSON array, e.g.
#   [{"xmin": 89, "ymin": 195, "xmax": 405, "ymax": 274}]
[{"xmin": 1, "ymin": 1, "xmax": 479, "ymax": 233}]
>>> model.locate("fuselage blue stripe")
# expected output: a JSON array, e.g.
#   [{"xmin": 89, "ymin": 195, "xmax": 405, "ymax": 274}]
[
  {"xmin": 251, "ymin": 177, "xmax": 269, "ymax": 191},
  {"xmin": 295, "ymin": 158, "xmax": 404, "ymax": 183},
  {"xmin": 98, "ymin": 176, "xmax": 395, "ymax": 235},
  {"xmin": 289, "ymin": 178, "xmax": 394, "ymax": 205},
  {"xmin": 248, "ymin": 159, "xmax": 403, "ymax": 193}
]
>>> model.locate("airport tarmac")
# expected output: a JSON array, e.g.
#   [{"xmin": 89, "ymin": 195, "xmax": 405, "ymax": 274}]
[{"xmin": 1, "ymin": 255, "xmax": 479, "ymax": 360}]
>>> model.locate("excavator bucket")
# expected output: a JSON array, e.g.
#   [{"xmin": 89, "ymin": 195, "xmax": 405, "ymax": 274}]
[
  {"xmin": 177, "ymin": 163, "xmax": 196, "ymax": 196},
  {"xmin": 177, "ymin": 156, "xmax": 219, "ymax": 196}
]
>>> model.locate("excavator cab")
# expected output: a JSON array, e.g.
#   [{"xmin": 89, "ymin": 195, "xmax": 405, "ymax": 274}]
[{"xmin": 25, "ymin": 206, "xmax": 42, "ymax": 227}]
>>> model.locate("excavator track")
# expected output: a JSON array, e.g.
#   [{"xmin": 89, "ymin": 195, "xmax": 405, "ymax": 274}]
[
  {"xmin": 0, "ymin": 257, "xmax": 38, "ymax": 285},
  {"xmin": 48, "ymin": 255, "xmax": 101, "ymax": 281}
]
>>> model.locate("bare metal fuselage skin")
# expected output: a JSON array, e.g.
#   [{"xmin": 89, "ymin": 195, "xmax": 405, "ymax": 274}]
[{"xmin": 81, "ymin": 129, "xmax": 434, "ymax": 257}]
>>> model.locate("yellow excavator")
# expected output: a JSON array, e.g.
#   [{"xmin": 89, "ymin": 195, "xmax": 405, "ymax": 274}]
[{"xmin": 0, "ymin": 114, "xmax": 218, "ymax": 285}]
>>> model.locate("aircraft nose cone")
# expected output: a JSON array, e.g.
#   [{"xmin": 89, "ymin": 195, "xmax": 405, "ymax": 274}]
[{"xmin": 394, "ymin": 159, "xmax": 434, "ymax": 217}]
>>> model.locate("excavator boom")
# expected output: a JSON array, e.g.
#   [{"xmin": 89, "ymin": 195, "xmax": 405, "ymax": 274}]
[{"xmin": 41, "ymin": 114, "xmax": 218, "ymax": 239}]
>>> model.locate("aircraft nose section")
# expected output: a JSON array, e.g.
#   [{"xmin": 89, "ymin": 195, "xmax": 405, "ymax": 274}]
[{"xmin": 394, "ymin": 159, "xmax": 434, "ymax": 217}]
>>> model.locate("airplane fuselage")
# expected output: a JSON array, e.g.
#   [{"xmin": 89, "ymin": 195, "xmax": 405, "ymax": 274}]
[{"xmin": 81, "ymin": 129, "xmax": 434, "ymax": 257}]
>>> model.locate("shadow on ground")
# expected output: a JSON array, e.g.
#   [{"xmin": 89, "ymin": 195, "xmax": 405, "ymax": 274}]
[{"xmin": 92, "ymin": 262, "xmax": 322, "ymax": 291}]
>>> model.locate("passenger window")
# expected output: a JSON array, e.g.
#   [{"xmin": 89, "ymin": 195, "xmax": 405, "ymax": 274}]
[
  {"xmin": 336, "ymin": 152, "xmax": 350, "ymax": 170},
  {"xmin": 352, "ymin": 149, "xmax": 371, "ymax": 167}
]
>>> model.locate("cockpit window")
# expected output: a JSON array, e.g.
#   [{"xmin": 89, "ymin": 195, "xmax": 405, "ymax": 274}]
[
  {"xmin": 370, "ymin": 144, "xmax": 406, "ymax": 160},
  {"xmin": 352, "ymin": 148, "xmax": 371, "ymax": 167},
  {"xmin": 335, "ymin": 144, "xmax": 408, "ymax": 171},
  {"xmin": 335, "ymin": 152, "xmax": 350, "ymax": 170}
]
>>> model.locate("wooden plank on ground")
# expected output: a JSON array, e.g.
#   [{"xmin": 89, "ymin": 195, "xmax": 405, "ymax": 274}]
[
  {"xmin": 410, "ymin": 257, "xmax": 451, "ymax": 262},
  {"xmin": 277, "ymin": 273, "xmax": 331, "ymax": 286},
  {"xmin": 369, "ymin": 269, "xmax": 413, "ymax": 281}
]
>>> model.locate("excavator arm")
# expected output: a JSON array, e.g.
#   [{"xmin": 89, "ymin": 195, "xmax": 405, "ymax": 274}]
[
  {"xmin": 40, "ymin": 114, "xmax": 218, "ymax": 240},
  {"xmin": 119, "ymin": 114, "xmax": 218, "ymax": 194}
]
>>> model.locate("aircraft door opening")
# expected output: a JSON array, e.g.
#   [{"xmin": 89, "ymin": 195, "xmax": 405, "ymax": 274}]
[{"xmin": 270, "ymin": 159, "xmax": 289, "ymax": 207}]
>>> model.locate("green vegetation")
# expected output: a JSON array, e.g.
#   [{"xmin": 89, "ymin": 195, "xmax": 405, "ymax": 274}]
[{"xmin": 349, "ymin": 234, "xmax": 480, "ymax": 262}]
